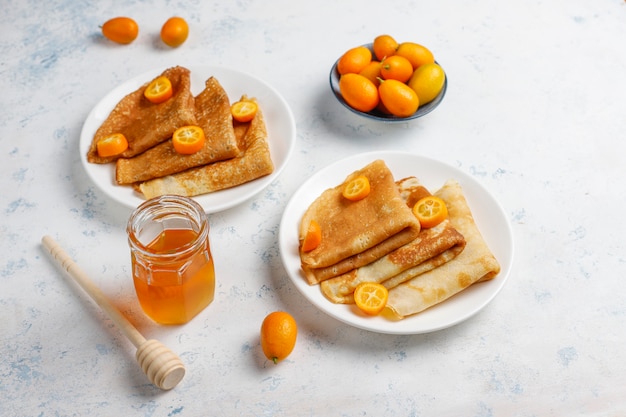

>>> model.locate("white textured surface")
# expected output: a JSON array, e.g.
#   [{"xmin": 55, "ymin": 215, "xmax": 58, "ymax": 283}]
[{"xmin": 2, "ymin": 0, "xmax": 626, "ymax": 416}]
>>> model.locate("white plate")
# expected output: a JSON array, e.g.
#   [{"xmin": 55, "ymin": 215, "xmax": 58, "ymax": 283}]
[
  {"xmin": 80, "ymin": 66, "xmax": 296, "ymax": 212},
  {"xmin": 279, "ymin": 151, "xmax": 514, "ymax": 335}
]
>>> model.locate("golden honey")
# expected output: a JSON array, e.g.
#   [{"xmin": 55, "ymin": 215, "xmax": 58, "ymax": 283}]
[{"xmin": 127, "ymin": 195, "xmax": 215, "ymax": 324}]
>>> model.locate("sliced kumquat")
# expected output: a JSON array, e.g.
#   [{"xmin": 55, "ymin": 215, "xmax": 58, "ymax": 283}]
[
  {"xmin": 144, "ymin": 76, "xmax": 173, "ymax": 104},
  {"xmin": 412, "ymin": 195, "xmax": 448, "ymax": 228},
  {"xmin": 354, "ymin": 282, "xmax": 389, "ymax": 315},
  {"xmin": 96, "ymin": 133, "xmax": 128, "ymax": 157},
  {"xmin": 301, "ymin": 220, "xmax": 322, "ymax": 252},
  {"xmin": 231, "ymin": 100, "xmax": 258, "ymax": 123},
  {"xmin": 342, "ymin": 175, "xmax": 371, "ymax": 201},
  {"xmin": 172, "ymin": 125, "xmax": 205, "ymax": 154}
]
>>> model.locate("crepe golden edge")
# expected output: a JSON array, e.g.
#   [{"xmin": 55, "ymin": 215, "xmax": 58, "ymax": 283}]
[
  {"xmin": 318, "ymin": 176, "xmax": 466, "ymax": 304},
  {"xmin": 87, "ymin": 66, "xmax": 196, "ymax": 164},
  {"xmin": 114, "ymin": 76, "xmax": 240, "ymax": 185},
  {"xmin": 385, "ymin": 179, "xmax": 501, "ymax": 319},
  {"xmin": 298, "ymin": 160, "xmax": 422, "ymax": 285},
  {"xmin": 137, "ymin": 96, "xmax": 274, "ymax": 198}
]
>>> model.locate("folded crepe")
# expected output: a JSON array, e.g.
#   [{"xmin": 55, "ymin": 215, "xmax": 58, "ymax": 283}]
[
  {"xmin": 386, "ymin": 179, "xmax": 501, "ymax": 318},
  {"xmin": 115, "ymin": 77, "xmax": 240, "ymax": 184},
  {"xmin": 87, "ymin": 66, "xmax": 197, "ymax": 164},
  {"xmin": 137, "ymin": 96, "xmax": 274, "ymax": 198},
  {"xmin": 320, "ymin": 177, "xmax": 466, "ymax": 304},
  {"xmin": 299, "ymin": 160, "xmax": 422, "ymax": 285}
]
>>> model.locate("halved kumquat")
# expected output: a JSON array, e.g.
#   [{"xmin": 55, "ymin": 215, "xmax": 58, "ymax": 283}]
[
  {"xmin": 172, "ymin": 125, "xmax": 205, "ymax": 154},
  {"xmin": 354, "ymin": 282, "xmax": 388, "ymax": 315},
  {"xmin": 301, "ymin": 220, "xmax": 322, "ymax": 252},
  {"xmin": 231, "ymin": 100, "xmax": 258, "ymax": 123},
  {"xmin": 412, "ymin": 195, "xmax": 448, "ymax": 228},
  {"xmin": 342, "ymin": 175, "xmax": 371, "ymax": 201},
  {"xmin": 96, "ymin": 133, "xmax": 128, "ymax": 157},
  {"xmin": 144, "ymin": 76, "xmax": 173, "ymax": 104}
]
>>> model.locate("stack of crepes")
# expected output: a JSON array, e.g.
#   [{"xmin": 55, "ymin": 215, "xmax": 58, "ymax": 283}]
[
  {"xmin": 298, "ymin": 159, "xmax": 501, "ymax": 319},
  {"xmin": 86, "ymin": 66, "xmax": 274, "ymax": 198}
]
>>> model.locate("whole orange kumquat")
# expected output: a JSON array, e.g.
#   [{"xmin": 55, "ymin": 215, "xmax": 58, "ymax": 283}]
[
  {"xmin": 339, "ymin": 73, "xmax": 379, "ymax": 112},
  {"xmin": 378, "ymin": 79, "xmax": 419, "ymax": 117},
  {"xmin": 337, "ymin": 46, "xmax": 372, "ymax": 75}
]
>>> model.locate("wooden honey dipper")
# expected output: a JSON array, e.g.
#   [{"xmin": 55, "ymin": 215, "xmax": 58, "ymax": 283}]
[{"xmin": 41, "ymin": 235, "xmax": 186, "ymax": 390}]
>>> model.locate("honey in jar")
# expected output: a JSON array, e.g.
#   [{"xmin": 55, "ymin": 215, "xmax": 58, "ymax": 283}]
[{"xmin": 127, "ymin": 195, "xmax": 215, "ymax": 324}]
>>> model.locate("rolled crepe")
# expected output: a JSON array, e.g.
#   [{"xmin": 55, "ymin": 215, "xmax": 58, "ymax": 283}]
[
  {"xmin": 115, "ymin": 77, "xmax": 240, "ymax": 184},
  {"xmin": 321, "ymin": 218, "xmax": 466, "ymax": 303},
  {"xmin": 386, "ymin": 179, "xmax": 501, "ymax": 318},
  {"xmin": 138, "ymin": 96, "xmax": 274, "ymax": 198},
  {"xmin": 320, "ymin": 176, "xmax": 466, "ymax": 304},
  {"xmin": 87, "ymin": 66, "xmax": 197, "ymax": 164},
  {"xmin": 299, "ymin": 160, "xmax": 421, "ymax": 285}
]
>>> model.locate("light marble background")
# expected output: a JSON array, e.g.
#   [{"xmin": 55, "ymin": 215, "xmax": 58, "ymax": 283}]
[{"xmin": 2, "ymin": 0, "xmax": 625, "ymax": 416}]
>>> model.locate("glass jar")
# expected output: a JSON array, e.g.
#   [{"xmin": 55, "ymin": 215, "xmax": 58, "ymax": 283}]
[{"xmin": 127, "ymin": 195, "xmax": 215, "ymax": 324}]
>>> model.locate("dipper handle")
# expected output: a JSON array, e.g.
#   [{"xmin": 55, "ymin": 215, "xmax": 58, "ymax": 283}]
[{"xmin": 41, "ymin": 235, "xmax": 185, "ymax": 390}]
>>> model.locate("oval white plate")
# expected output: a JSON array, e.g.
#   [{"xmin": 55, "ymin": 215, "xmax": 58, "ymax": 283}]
[
  {"xmin": 80, "ymin": 66, "xmax": 296, "ymax": 212},
  {"xmin": 279, "ymin": 151, "xmax": 514, "ymax": 334}
]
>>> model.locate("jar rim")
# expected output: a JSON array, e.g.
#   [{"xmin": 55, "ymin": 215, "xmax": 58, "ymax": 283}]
[{"xmin": 127, "ymin": 194, "xmax": 209, "ymax": 260}]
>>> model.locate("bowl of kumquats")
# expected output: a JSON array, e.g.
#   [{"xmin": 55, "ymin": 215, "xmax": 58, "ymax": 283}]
[{"xmin": 330, "ymin": 34, "xmax": 447, "ymax": 122}]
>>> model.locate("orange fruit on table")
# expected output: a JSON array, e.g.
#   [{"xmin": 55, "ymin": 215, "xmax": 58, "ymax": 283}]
[
  {"xmin": 144, "ymin": 76, "xmax": 173, "ymax": 104},
  {"xmin": 337, "ymin": 46, "xmax": 372, "ymax": 75},
  {"xmin": 101, "ymin": 17, "xmax": 138, "ymax": 45},
  {"xmin": 96, "ymin": 133, "xmax": 128, "ymax": 157},
  {"xmin": 301, "ymin": 219, "xmax": 322, "ymax": 252},
  {"xmin": 342, "ymin": 175, "xmax": 371, "ymax": 201},
  {"xmin": 358, "ymin": 60, "xmax": 382, "ymax": 85},
  {"xmin": 231, "ymin": 100, "xmax": 258, "ymax": 123},
  {"xmin": 378, "ymin": 79, "xmax": 419, "ymax": 117},
  {"xmin": 354, "ymin": 282, "xmax": 388, "ymax": 315},
  {"xmin": 339, "ymin": 73, "xmax": 379, "ymax": 113},
  {"xmin": 408, "ymin": 62, "xmax": 446, "ymax": 105},
  {"xmin": 395, "ymin": 42, "xmax": 435, "ymax": 70},
  {"xmin": 412, "ymin": 195, "xmax": 448, "ymax": 228},
  {"xmin": 260, "ymin": 311, "xmax": 298, "ymax": 364},
  {"xmin": 380, "ymin": 55, "xmax": 414, "ymax": 83},
  {"xmin": 172, "ymin": 125, "xmax": 205, "ymax": 154},
  {"xmin": 160, "ymin": 17, "xmax": 189, "ymax": 47},
  {"xmin": 372, "ymin": 34, "xmax": 398, "ymax": 61}
]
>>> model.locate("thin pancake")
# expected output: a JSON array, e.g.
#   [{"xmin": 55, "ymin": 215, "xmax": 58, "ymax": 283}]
[
  {"xmin": 115, "ymin": 77, "xmax": 240, "ymax": 184},
  {"xmin": 137, "ymin": 96, "xmax": 274, "ymax": 198},
  {"xmin": 386, "ymin": 179, "xmax": 501, "ymax": 318},
  {"xmin": 299, "ymin": 160, "xmax": 421, "ymax": 285},
  {"xmin": 320, "ymin": 176, "xmax": 466, "ymax": 304},
  {"xmin": 87, "ymin": 66, "xmax": 196, "ymax": 164},
  {"xmin": 321, "ymin": 218, "xmax": 466, "ymax": 303}
]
